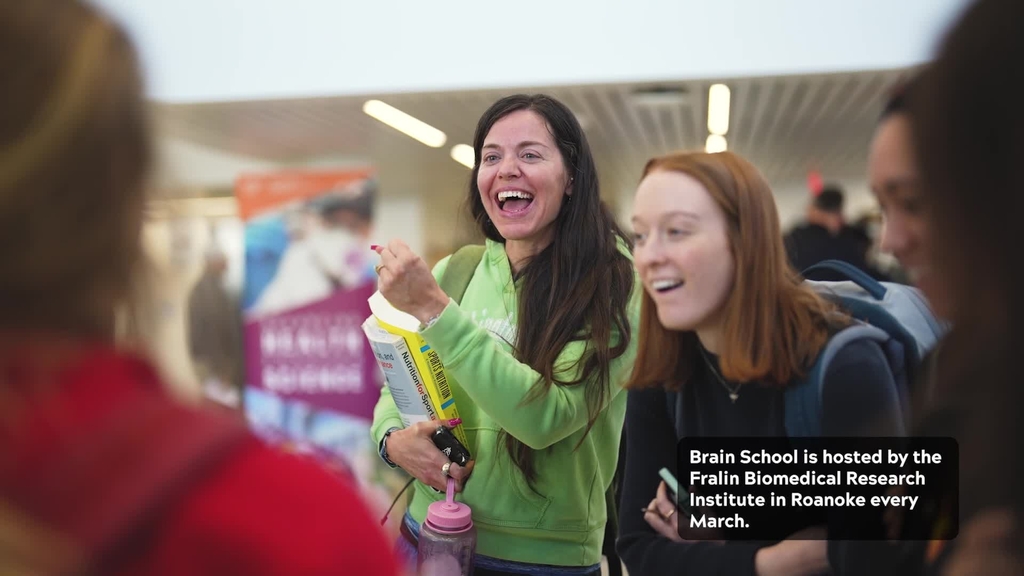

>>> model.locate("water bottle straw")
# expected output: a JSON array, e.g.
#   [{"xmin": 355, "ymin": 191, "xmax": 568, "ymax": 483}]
[{"xmin": 446, "ymin": 476, "xmax": 456, "ymax": 503}]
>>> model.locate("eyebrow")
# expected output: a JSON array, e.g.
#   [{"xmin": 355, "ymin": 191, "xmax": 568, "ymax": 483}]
[
  {"xmin": 874, "ymin": 176, "xmax": 920, "ymax": 194},
  {"xmin": 631, "ymin": 210, "xmax": 701, "ymax": 224},
  {"xmin": 482, "ymin": 140, "xmax": 551, "ymax": 151},
  {"xmin": 667, "ymin": 210, "xmax": 700, "ymax": 220}
]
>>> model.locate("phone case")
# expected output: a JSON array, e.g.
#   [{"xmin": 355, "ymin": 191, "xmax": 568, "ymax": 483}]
[
  {"xmin": 659, "ymin": 467, "xmax": 680, "ymax": 495},
  {"xmin": 430, "ymin": 426, "xmax": 472, "ymax": 466},
  {"xmin": 659, "ymin": 467, "xmax": 692, "ymax": 514}
]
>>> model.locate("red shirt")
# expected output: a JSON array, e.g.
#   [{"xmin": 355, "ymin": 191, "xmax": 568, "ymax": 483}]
[{"xmin": 0, "ymin": 344, "xmax": 401, "ymax": 576}]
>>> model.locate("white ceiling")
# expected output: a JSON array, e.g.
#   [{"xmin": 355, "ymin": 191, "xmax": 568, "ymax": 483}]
[
  {"xmin": 153, "ymin": 68, "xmax": 910, "ymax": 253},
  {"xmin": 97, "ymin": 0, "xmax": 962, "ymax": 103}
]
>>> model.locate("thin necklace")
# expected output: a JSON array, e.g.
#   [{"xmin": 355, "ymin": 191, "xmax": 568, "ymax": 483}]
[{"xmin": 698, "ymin": 346, "xmax": 741, "ymax": 403}]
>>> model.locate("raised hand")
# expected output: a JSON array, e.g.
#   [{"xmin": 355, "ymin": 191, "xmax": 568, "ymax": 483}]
[{"xmin": 372, "ymin": 240, "xmax": 450, "ymax": 324}]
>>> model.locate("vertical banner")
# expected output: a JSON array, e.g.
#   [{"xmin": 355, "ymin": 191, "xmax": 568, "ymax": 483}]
[{"xmin": 236, "ymin": 169, "xmax": 388, "ymax": 504}]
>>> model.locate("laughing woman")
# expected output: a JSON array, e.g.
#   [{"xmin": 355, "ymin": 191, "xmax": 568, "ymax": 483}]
[
  {"xmin": 370, "ymin": 94, "xmax": 641, "ymax": 576},
  {"xmin": 615, "ymin": 151, "xmax": 904, "ymax": 576}
]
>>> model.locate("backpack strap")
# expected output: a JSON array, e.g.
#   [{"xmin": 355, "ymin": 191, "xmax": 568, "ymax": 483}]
[
  {"xmin": 784, "ymin": 323, "xmax": 904, "ymax": 437},
  {"xmin": 11, "ymin": 398, "xmax": 252, "ymax": 573},
  {"xmin": 438, "ymin": 244, "xmax": 485, "ymax": 305},
  {"xmin": 93, "ymin": 406, "xmax": 251, "ymax": 570},
  {"xmin": 661, "ymin": 322, "xmax": 908, "ymax": 441},
  {"xmin": 802, "ymin": 260, "xmax": 887, "ymax": 300}
]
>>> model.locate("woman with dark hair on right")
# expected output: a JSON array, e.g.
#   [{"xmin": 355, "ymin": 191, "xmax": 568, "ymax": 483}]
[
  {"xmin": 906, "ymin": 0, "xmax": 1024, "ymax": 572},
  {"xmin": 865, "ymin": 71, "xmax": 958, "ymax": 405},
  {"xmin": 828, "ymin": 71, "xmax": 960, "ymax": 576},
  {"xmin": 835, "ymin": 1, "xmax": 1024, "ymax": 574},
  {"xmin": 0, "ymin": 2, "xmax": 398, "ymax": 574}
]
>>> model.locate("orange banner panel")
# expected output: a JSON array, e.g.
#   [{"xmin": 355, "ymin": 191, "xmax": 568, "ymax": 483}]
[{"xmin": 235, "ymin": 168, "xmax": 375, "ymax": 221}]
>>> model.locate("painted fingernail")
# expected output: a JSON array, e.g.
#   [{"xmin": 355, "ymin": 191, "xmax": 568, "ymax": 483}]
[
  {"xmin": 370, "ymin": 244, "xmax": 381, "ymax": 251},
  {"xmin": 447, "ymin": 418, "xmax": 462, "ymax": 427}
]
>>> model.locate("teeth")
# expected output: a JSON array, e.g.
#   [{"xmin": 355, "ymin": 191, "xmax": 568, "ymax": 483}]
[
  {"xmin": 652, "ymin": 279, "xmax": 683, "ymax": 291},
  {"xmin": 497, "ymin": 190, "xmax": 534, "ymax": 201}
]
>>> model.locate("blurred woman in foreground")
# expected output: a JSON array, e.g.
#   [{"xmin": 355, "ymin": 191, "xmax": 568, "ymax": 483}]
[
  {"xmin": 909, "ymin": 0, "xmax": 1023, "ymax": 572},
  {"xmin": 0, "ymin": 2, "xmax": 398, "ymax": 574}
]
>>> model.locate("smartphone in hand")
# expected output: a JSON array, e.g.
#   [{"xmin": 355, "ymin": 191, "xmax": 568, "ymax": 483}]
[{"xmin": 659, "ymin": 467, "xmax": 692, "ymax": 515}]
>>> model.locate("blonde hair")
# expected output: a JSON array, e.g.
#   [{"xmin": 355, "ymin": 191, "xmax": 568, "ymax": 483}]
[
  {"xmin": 0, "ymin": 0, "xmax": 153, "ymax": 339},
  {"xmin": 0, "ymin": 3, "xmax": 174, "ymax": 572}
]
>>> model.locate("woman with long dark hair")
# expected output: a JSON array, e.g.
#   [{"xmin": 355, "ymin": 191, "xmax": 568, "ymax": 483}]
[
  {"xmin": 906, "ymin": 0, "xmax": 1024, "ymax": 572},
  {"xmin": 816, "ymin": 4, "xmax": 1024, "ymax": 571},
  {"xmin": 371, "ymin": 94, "xmax": 640, "ymax": 575}
]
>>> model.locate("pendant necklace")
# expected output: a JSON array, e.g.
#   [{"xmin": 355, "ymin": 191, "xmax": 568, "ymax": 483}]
[{"xmin": 698, "ymin": 346, "xmax": 741, "ymax": 403}]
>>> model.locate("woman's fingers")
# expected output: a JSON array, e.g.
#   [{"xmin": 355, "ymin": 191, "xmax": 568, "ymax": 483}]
[
  {"xmin": 644, "ymin": 497, "xmax": 682, "ymax": 542},
  {"xmin": 384, "ymin": 423, "xmax": 473, "ymax": 492},
  {"xmin": 655, "ymin": 481, "xmax": 676, "ymax": 517}
]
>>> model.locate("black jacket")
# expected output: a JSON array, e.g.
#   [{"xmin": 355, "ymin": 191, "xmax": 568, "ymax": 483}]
[
  {"xmin": 616, "ymin": 340, "xmax": 902, "ymax": 575},
  {"xmin": 785, "ymin": 223, "xmax": 889, "ymax": 281}
]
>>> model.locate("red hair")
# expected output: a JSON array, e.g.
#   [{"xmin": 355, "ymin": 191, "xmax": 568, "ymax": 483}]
[{"xmin": 626, "ymin": 151, "xmax": 842, "ymax": 390}]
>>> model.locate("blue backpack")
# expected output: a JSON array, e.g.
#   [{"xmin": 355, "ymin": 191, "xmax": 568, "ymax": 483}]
[
  {"xmin": 666, "ymin": 259, "xmax": 948, "ymax": 439},
  {"xmin": 787, "ymin": 260, "xmax": 948, "ymax": 436}
]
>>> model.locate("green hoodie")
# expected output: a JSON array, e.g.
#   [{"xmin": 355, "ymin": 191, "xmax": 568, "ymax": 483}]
[{"xmin": 371, "ymin": 238, "xmax": 641, "ymax": 567}]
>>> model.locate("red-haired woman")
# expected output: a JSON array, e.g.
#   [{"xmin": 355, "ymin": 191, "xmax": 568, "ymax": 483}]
[{"xmin": 616, "ymin": 151, "xmax": 904, "ymax": 575}]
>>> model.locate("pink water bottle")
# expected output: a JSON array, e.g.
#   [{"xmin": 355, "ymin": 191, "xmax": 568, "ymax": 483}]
[{"xmin": 417, "ymin": 477, "xmax": 477, "ymax": 576}]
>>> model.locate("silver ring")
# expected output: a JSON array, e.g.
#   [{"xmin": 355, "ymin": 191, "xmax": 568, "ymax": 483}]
[{"xmin": 441, "ymin": 462, "xmax": 452, "ymax": 477}]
